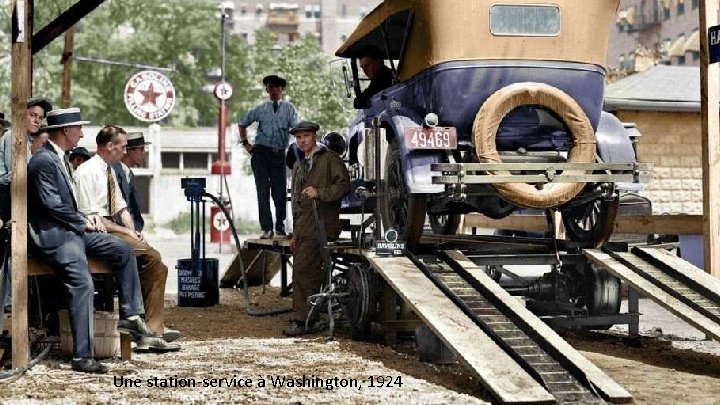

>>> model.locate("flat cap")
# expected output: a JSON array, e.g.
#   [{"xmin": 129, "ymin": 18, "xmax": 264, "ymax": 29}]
[
  {"xmin": 27, "ymin": 97, "xmax": 53, "ymax": 113},
  {"xmin": 290, "ymin": 120, "xmax": 320, "ymax": 135},
  {"xmin": 262, "ymin": 74, "xmax": 287, "ymax": 88}
]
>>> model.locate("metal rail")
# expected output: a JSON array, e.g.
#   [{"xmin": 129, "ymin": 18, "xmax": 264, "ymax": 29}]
[
  {"xmin": 408, "ymin": 252, "xmax": 605, "ymax": 404},
  {"xmin": 585, "ymin": 247, "xmax": 720, "ymax": 341}
]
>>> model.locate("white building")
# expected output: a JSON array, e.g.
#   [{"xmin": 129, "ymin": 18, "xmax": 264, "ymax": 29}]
[{"xmin": 76, "ymin": 125, "xmax": 263, "ymax": 228}]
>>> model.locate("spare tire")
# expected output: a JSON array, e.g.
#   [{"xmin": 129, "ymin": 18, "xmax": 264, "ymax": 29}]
[{"xmin": 473, "ymin": 82, "xmax": 596, "ymax": 209}]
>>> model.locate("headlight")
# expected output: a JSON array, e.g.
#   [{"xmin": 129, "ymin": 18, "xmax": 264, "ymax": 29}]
[
  {"xmin": 322, "ymin": 131, "xmax": 347, "ymax": 157},
  {"xmin": 424, "ymin": 113, "xmax": 439, "ymax": 127}
]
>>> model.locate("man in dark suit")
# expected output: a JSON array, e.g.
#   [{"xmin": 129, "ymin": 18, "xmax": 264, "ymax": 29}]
[
  {"xmin": 28, "ymin": 108, "xmax": 156, "ymax": 373},
  {"xmin": 112, "ymin": 132, "xmax": 148, "ymax": 232}
]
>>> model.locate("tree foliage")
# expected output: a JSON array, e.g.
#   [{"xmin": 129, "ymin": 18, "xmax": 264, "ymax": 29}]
[{"xmin": 0, "ymin": 0, "xmax": 354, "ymax": 130}]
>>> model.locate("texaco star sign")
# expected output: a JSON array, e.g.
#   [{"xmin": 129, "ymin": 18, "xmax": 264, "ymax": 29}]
[{"xmin": 124, "ymin": 70, "xmax": 176, "ymax": 122}]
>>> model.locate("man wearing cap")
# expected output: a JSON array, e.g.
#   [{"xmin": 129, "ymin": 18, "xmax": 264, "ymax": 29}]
[
  {"xmin": 238, "ymin": 74, "xmax": 300, "ymax": 239},
  {"xmin": 68, "ymin": 146, "xmax": 92, "ymax": 170},
  {"xmin": 74, "ymin": 126, "xmax": 180, "ymax": 347},
  {"xmin": 29, "ymin": 108, "xmax": 160, "ymax": 373},
  {"xmin": 112, "ymin": 132, "xmax": 148, "ymax": 233},
  {"xmin": 0, "ymin": 97, "xmax": 53, "ymax": 312},
  {"xmin": 285, "ymin": 121, "xmax": 350, "ymax": 336},
  {"xmin": 0, "ymin": 112, "xmax": 10, "ymax": 136}
]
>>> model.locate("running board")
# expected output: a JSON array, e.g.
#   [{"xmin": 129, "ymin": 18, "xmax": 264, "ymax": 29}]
[
  {"xmin": 584, "ymin": 247, "xmax": 720, "ymax": 341},
  {"xmin": 364, "ymin": 251, "xmax": 632, "ymax": 404}
]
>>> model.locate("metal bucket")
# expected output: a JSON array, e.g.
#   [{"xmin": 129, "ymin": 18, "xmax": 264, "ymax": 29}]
[{"xmin": 177, "ymin": 258, "xmax": 219, "ymax": 307}]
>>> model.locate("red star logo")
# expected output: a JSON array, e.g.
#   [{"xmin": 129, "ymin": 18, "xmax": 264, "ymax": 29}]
[{"xmin": 139, "ymin": 83, "xmax": 162, "ymax": 106}]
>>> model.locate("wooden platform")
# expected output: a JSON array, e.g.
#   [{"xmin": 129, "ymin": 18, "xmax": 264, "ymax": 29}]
[{"xmin": 364, "ymin": 252, "xmax": 554, "ymax": 404}]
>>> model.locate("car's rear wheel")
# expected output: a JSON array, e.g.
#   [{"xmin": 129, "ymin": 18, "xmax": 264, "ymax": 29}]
[
  {"xmin": 562, "ymin": 196, "xmax": 619, "ymax": 247},
  {"xmin": 381, "ymin": 141, "xmax": 426, "ymax": 244}
]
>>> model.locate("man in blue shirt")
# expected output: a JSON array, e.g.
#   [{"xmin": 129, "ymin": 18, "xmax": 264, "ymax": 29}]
[{"xmin": 238, "ymin": 75, "xmax": 300, "ymax": 239}]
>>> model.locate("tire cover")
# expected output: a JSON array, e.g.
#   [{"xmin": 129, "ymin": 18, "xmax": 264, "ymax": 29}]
[{"xmin": 473, "ymin": 82, "xmax": 596, "ymax": 209}]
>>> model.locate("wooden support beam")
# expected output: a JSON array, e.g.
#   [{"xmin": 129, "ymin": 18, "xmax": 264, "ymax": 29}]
[
  {"xmin": 700, "ymin": 0, "xmax": 720, "ymax": 275},
  {"xmin": 10, "ymin": 0, "xmax": 32, "ymax": 369},
  {"xmin": 60, "ymin": 26, "xmax": 75, "ymax": 108},
  {"xmin": 463, "ymin": 213, "xmax": 704, "ymax": 235},
  {"xmin": 31, "ymin": 0, "xmax": 105, "ymax": 55}
]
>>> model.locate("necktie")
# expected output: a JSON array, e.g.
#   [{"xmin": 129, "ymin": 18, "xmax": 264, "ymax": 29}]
[
  {"xmin": 128, "ymin": 168, "xmax": 135, "ymax": 187},
  {"xmin": 63, "ymin": 154, "xmax": 74, "ymax": 180},
  {"xmin": 107, "ymin": 166, "xmax": 117, "ymax": 216},
  {"xmin": 273, "ymin": 101, "xmax": 279, "ymax": 113}
]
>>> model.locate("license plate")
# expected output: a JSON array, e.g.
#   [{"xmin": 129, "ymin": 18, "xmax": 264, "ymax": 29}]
[{"xmin": 404, "ymin": 127, "xmax": 457, "ymax": 150}]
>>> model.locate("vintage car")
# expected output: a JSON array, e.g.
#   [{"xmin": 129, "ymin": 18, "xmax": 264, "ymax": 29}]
[{"xmin": 333, "ymin": 0, "xmax": 650, "ymax": 246}]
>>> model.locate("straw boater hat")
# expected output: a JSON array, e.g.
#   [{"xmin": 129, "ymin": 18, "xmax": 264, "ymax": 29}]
[
  {"xmin": 126, "ymin": 132, "xmax": 152, "ymax": 149},
  {"xmin": 43, "ymin": 108, "xmax": 90, "ymax": 130}
]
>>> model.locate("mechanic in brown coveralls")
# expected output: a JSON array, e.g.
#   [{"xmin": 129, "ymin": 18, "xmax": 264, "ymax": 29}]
[{"xmin": 285, "ymin": 121, "xmax": 350, "ymax": 336}]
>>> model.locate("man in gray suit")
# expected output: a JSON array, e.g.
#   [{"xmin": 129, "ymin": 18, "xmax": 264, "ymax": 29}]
[{"xmin": 28, "ymin": 108, "xmax": 156, "ymax": 373}]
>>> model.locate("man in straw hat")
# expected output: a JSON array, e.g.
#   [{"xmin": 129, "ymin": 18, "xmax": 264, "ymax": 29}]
[{"xmin": 28, "ymin": 108, "xmax": 161, "ymax": 373}]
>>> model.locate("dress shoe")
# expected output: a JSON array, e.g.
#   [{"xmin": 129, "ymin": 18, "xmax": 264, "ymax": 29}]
[
  {"xmin": 134, "ymin": 335, "xmax": 181, "ymax": 353},
  {"xmin": 162, "ymin": 328, "xmax": 182, "ymax": 343},
  {"xmin": 71, "ymin": 358, "xmax": 109, "ymax": 374},
  {"xmin": 260, "ymin": 230, "xmax": 274, "ymax": 239},
  {"xmin": 275, "ymin": 229, "xmax": 288, "ymax": 238},
  {"xmin": 117, "ymin": 317, "xmax": 157, "ymax": 341}
]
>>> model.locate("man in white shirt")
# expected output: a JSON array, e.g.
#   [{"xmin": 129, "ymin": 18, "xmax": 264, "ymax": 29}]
[{"xmin": 74, "ymin": 125, "xmax": 181, "ymax": 349}]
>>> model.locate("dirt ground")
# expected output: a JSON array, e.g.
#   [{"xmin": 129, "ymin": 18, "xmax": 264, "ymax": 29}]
[{"xmin": 1, "ymin": 287, "xmax": 720, "ymax": 404}]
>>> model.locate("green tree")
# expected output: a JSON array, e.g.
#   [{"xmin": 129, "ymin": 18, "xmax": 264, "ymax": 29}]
[{"xmin": 1, "ymin": 1, "xmax": 355, "ymax": 130}]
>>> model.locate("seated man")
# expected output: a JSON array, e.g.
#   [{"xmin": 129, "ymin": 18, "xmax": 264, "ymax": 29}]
[
  {"xmin": 28, "ymin": 108, "xmax": 158, "ymax": 373},
  {"xmin": 74, "ymin": 125, "xmax": 180, "ymax": 346},
  {"xmin": 353, "ymin": 46, "xmax": 394, "ymax": 109}
]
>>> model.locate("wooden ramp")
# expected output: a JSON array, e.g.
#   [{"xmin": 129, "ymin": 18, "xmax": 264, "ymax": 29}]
[
  {"xmin": 364, "ymin": 252, "xmax": 554, "ymax": 404},
  {"xmin": 585, "ymin": 247, "xmax": 720, "ymax": 341}
]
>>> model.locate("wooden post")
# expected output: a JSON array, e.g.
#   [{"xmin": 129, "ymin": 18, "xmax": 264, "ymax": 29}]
[
  {"xmin": 60, "ymin": 26, "xmax": 75, "ymax": 108},
  {"xmin": 700, "ymin": 0, "xmax": 720, "ymax": 275},
  {"xmin": 10, "ymin": 0, "xmax": 32, "ymax": 368}
]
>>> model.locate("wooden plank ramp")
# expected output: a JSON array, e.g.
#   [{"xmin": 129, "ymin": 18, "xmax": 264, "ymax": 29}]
[
  {"xmin": 447, "ymin": 250, "xmax": 632, "ymax": 403},
  {"xmin": 584, "ymin": 249, "xmax": 720, "ymax": 341},
  {"xmin": 364, "ymin": 252, "xmax": 554, "ymax": 404}
]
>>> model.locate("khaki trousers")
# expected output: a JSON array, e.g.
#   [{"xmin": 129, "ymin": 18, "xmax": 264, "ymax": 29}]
[{"xmin": 111, "ymin": 232, "xmax": 168, "ymax": 334}]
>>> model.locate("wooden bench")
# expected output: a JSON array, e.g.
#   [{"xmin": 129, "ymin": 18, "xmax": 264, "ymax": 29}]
[{"xmin": 27, "ymin": 256, "xmax": 132, "ymax": 360}]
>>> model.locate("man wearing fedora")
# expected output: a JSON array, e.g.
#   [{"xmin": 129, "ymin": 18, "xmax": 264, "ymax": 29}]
[
  {"xmin": 74, "ymin": 126, "xmax": 180, "ymax": 348},
  {"xmin": 285, "ymin": 121, "xmax": 349, "ymax": 336},
  {"xmin": 0, "ymin": 97, "xmax": 53, "ymax": 312},
  {"xmin": 238, "ymin": 74, "xmax": 300, "ymax": 239},
  {"xmin": 29, "ymin": 108, "xmax": 159, "ymax": 373},
  {"xmin": 68, "ymin": 146, "xmax": 92, "ymax": 171},
  {"xmin": 112, "ymin": 132, "xmax": 149, "ymax": 233}
]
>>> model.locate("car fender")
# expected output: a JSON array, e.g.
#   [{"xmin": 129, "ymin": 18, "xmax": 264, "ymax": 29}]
[
  {"xmin": 596, "ymin": 111, "xmax": 640, "ymax": 191},
  {"xmin": 383, "ymin": 110, "xmax": 445, "ymax": 194}
]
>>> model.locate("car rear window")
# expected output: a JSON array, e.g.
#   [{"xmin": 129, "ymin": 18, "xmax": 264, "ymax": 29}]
[{"xmin": 490, "ymin": 4, "xmax": 561, "ymax": 36}]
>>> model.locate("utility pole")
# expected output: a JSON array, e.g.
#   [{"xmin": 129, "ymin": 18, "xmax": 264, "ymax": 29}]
[
  {"xmin": 60, "ymin": 26, "xmax": 75, "ymax": 108},
  {"xmin": 700, "ymin": 0, "xmax": 720, "ymax": 275}
]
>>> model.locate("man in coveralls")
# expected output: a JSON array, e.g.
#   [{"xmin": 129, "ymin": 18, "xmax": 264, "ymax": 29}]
[{"xmin": 285, "ymin": 121, "xmax": 349, "ymax": 336}]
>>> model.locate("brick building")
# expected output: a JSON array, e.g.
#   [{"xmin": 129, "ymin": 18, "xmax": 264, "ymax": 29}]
[
  {"xmin": 604, "ymin": 64, "xmax": 703, "ymax": 214},
  {"xmin": 219, "ymin": 0, "xmax": 381, "ymax": 54},
  {"xmin": 608, "ymin": 0, "xmax": 700, "ymax": 72}
]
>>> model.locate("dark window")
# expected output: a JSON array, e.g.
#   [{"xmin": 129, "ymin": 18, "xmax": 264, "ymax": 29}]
[
  {"xmin": 618, "ymin": 24, "xmax": 625, "ymax": 33},
  {"xmin": 184, "ymin": 153, "xmax": 208, "ymax": 169},
  {"xmin": 664, "ymin": 7, "xmax": 671, "ymax": 20},
  {"xmin": 677, "ymin": 1, "xmax": 685, "ymax": 15},
  {"xmin": 677, "ymin": 55, "xmax": 686, "ymax": 65},
  {"xmin": 692, "ymin": 51, "xmax": 700, "ymax": 61},
  {"xmin": 341, "ymin": 4, "xmax": 347, "ymax": 18},
  {"xmin": 692, "ymin": 0, "xmax": 699, "ymax": 9},
  {"xmin": 161, "ymin": 152, "xmax": 180, "ymax": 169}
]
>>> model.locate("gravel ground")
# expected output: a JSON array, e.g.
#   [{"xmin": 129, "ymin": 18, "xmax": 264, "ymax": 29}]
[{"xmin": 2, "ymin": 232, "xmax": 720, "ymax": 404}]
